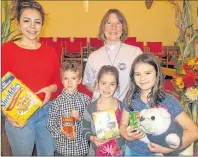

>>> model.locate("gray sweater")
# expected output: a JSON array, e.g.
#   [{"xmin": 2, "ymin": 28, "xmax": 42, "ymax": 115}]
[{"xmin": 82, "ymin": 99, "xmax": 125, "ymax": 155}]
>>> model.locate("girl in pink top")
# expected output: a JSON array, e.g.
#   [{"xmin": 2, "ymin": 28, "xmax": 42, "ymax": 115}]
[{"xmin": 82, "ymin": 65, "xmax": 125, "ymax": 156}]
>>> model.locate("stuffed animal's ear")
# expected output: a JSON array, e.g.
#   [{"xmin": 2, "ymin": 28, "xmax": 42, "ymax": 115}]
[
  {"xmin": 159, "ymin": 108, "xmax": 171, "ymax": 118},
  {"xmin": 140, "ymin": 109, "xmax": 147, "ymax": 116}
]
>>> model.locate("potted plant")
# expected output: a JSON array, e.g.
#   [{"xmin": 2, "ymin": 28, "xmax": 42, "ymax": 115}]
[
  {"xmin": 169, "ymin": 0, "xmax": 198, "ymax": 155},
  {"xmin": 1, "ymin": 1, "xmax": 21, "ymax": 155},
  {"xmin": 1, "ymin": 0, "xmax": 21, "ymax": 44}
]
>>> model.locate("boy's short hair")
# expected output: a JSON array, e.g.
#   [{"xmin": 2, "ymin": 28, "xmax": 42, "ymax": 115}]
[{"xmin": 61, "ymin": 61, "xmax": 82, "ymax": 78}]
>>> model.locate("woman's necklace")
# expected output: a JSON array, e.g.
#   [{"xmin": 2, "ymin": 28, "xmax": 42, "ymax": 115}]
[{"xmin": 104, "ymin": 43, "xmax": 122, "ymax": 66}]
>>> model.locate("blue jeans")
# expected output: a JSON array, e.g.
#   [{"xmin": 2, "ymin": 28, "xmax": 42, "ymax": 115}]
[
  {"xmin": 125, "ymin": 145, "xmax": 156, "ymax": 156},
  {"xmin": 5, "ymin": 102, "xmax": 55, "ymax": 156}
]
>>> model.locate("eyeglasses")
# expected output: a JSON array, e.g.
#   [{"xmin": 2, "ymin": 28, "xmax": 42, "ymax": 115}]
[{"xmin": 21, "ymin": 2, "xmax": 42, "ymax": 9}]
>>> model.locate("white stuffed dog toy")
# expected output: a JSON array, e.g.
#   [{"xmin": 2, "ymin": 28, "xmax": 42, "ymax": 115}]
[{"xmin": 139, "ymin": 107, "xmax": 183, "ymax": 152}]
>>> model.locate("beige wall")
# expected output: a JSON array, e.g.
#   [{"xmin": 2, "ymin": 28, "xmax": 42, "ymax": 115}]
[{"xmin": 3, "ymin": 1, "xmax": 198, "ymax": 46}]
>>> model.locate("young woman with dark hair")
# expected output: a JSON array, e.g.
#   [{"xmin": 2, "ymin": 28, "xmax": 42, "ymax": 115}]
[{"xmin": 2, "ymin": 0, "xmax": 61, "ymax": 155}]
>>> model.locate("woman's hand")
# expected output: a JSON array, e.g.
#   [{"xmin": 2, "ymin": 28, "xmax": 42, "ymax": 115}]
[
  {"xmin": 36, "ymin": 84, "xmax": 57, "ymax": 107},
  {"xmin": 90, "ymin": 136, "xmax": 108, "ymax": 147},
  {"xmin": 148, "ymin": 142, "xmax": 174, "ymax": 154},
  {"xmin": 5, "ymin": 114, "xmax": 27, "ymax": 128},
  {"xmin": 126, "ymin": 126, "xmax": 145, "ymax": 141},
  {"xmin": 70, "ymin": 108, "xmax": 80, "ymax": 120}
]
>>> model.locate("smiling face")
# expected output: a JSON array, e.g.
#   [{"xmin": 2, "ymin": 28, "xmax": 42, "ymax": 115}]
[
  {"xmin": 61, "ymin": 70, "xmax": 81, "ymax": 94},
  {"xmin": 104, "ymin": 13, "xmax": 122, "ymax": 43},
  {"xmin": 134, "ymin": 62, "xmax": 157, "ymax": 94},
  {"xmin": 98, "ymin": 72, "xmax": 117, "ymax": 98},
  {"xmin": 19, "ymin": 8, "xmax": 42, "ymax": 41}
]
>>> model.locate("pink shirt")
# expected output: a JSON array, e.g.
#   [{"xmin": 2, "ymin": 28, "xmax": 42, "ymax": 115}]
[{"xmin": 96, "ymin": 107, "xmax": 121, "ymax": 156}]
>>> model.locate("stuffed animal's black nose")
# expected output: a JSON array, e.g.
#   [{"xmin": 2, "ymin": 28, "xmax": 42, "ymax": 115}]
[
  {"xmin": 151, "ymin": 116, "xmax": 155, "ymax": 120},
  {"xmin": 140, "ymin": 117, "xmax": 145, "ymax": 122}
]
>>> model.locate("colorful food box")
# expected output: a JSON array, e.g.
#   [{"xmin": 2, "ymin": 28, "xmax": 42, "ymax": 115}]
[
  {"xmin": 61, "ymin": 115, "xmax": 76, "ymax": 137},
  {"xmin": 92, "ymin": 108, "xmax": 120, "ymax": 140},
  {"xmin": 1, "ymin": 72, "xmax": 42, "ymax": 126},
  {"xmin": 129, "ymin": 111, "xmax": 140, "ymax": 130}
]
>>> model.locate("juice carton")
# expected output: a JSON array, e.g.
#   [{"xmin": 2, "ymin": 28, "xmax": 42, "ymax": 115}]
[
  {"xmin": 129, "ymin": 111, "xmax": 140, "ymax": 130},
  {"xmin": 1, "ymin": 72, "xmax": 42, "ymax": 126},
  {"xmin": 92, "ymin": 108, "xmax": 120, "ymax": 140},
  {"xmin": 61, "ymin": 115, "xmax": 76, "ymax": 138}
]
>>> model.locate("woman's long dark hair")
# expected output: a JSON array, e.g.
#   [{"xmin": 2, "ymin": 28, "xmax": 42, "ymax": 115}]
[
  {"xmin": 11, "ymin": 0, "xmax": 45, "ymax": 24},
  {"xmin": 125, "ymin": 54, "xmax": 166, "ymax": 110}
]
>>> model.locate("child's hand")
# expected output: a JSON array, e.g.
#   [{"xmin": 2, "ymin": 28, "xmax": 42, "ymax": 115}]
[
  {"xmin": 66, "ymin": 130, "xmax": 76, "ymax": 141},
  {"xmin": 90, "ymin": 136, "xmax": 108, "ymax": 147},
  {"xmin": 126, "ymin": 126, "xmax": 145, "ymax": 141},
  {"xmin": 148, "ymin": 142, "xmax": 173, "ymax": 154},
  {"xmin": 71, "ymin": 108, "xmax": 80, "ymax": 120}
]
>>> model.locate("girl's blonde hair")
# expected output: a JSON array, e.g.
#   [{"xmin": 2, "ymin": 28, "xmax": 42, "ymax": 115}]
[{"xmin": 61, "ymin": 61, "xmax": 82, "ymax": 79}]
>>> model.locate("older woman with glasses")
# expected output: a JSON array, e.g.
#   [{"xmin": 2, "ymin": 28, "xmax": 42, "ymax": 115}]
[
  {"xmin": 2, "ymin": 0, "xmax": 61, "ymax": 155},
  {"xmin": 83, "ymin": 9, "xmax": 143, "ymax": 102}
]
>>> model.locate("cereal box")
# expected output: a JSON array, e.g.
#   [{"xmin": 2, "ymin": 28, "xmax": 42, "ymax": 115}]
[
  {"xmin": 61, "ymin": 115, "xmax": 76, "ymax": 138},
  {"xmin": 129, "ymin": 111, "xmax": 140, "ymax": 130},
  {"xmin": 92, "ymin": 108, "xmax": 120, "ymax": 140},
  {"xmin": 1, "ymin": 72, "xmax": 42, "ymax": 126}
]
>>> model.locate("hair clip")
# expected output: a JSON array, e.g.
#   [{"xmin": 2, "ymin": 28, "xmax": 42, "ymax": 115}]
[{"xmin": 21, "ymin": 2, "xmax": 41, "ymax": 9}]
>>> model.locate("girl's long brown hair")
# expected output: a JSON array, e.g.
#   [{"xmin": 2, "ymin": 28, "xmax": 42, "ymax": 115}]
[{"xmin": 125, "ymin": 54, "xmax": 165, "ymax": 111}]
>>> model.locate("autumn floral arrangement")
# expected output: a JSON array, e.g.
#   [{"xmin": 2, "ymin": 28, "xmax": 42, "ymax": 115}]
[
  {"xmin": 174, "ymin": 58, "xmax": 198, "ymax": 121},
  {"xmin": 169, "ymin": 0, "xmax": 198, "ymax": 155}
]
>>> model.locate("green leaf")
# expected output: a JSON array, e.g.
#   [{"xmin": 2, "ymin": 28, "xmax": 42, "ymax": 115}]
[
  {"xmin": 183, "ymin": 32, "xmax": 198, "ymax": 58},
  {"xmin": 1, "ymin": 20, "xmax": 11, "ymax": 37},
  {"xmin": 1, "ymin": 0, "xmax": 19, "ymax": 44},
  {"xmin": 192, "ymin": 101, "xmax": 198, "ymax": 123}
]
